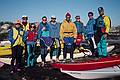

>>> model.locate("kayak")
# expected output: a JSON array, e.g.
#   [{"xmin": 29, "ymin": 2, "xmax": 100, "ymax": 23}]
[{"xmin": 52, "ymin": 55, "xmax": 120, "ymax": 79}]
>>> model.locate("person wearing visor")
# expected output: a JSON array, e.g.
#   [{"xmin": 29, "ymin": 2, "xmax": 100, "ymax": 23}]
[
  {"xmin": 95, "ymin": 7, "xmax": 111, "ymax": 58},
  {"xmin": 37, "ymin": 16, "xmax": 52, "ymax": 66},
  {"xmin": 23, "ymin": 23, "xmax": 37, "ymax": 67},
  {"xmin": 60, "ymin": 12, "xmax": 77, "ymax": 63},
  {"xmin": 49, "ymin": 15, "xmax": 61, "ymax": 63},
  {"xmin": 8, "ymin": 20, "xmax": 24, "ymax": 73},
  {"xmin": 21, "ymin": 15, "xmax": 30, "ymax": 31},
  {"xmin": 86, "ymin": 12, "xmax": 97, "ymax": 57},
  {"xmin": 21, "ymin": 15, "xmax": 30, "ymax": 64}
]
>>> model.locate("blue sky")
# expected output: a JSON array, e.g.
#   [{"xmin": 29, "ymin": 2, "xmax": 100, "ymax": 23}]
[{"xmin": 0, "ymin": 0, "xmax": 120, "ymax": 26}]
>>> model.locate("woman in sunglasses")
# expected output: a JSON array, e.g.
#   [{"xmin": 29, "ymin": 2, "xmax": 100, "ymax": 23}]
[{"xmin": 23, "ymin": 23, "xmax": 37, "ymax": 67}]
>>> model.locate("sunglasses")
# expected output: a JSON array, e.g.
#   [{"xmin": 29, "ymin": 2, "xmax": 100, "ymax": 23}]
[
  {"xmin": 51, "ymin": 18, "xmax": 56, "ymax": 19},
  {"xmin": 88, "ymin": 14, "xmax": 93, "ymax": 16},
  {"xmin": 42, "ymin": 19, "xmax": 47, "ymax": 21},
  {"xmin": 30, "ymin": 25, "xmax": 35, "ymax": 28},
  {"xmin": 76, "ymin": 18, "xmax": 80, "ymax": 19}
]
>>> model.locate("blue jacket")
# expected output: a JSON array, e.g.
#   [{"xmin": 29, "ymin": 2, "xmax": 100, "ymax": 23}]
[
  {"xmin": 74, "ymin": 21, "xmax": 85, "ymax": 35},
  {"xmin": 48, "ymin": 22, "xmax": 60, "ymax": 38},
  {"xmin": 86, "ymin": 18, "xmax": 96, "ymax": 35},
  {"xmin": 37, "ymin": 22, "xmax": 51, "ymax": 39}
]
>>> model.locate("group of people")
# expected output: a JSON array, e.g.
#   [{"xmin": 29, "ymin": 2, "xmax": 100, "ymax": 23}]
[{"xmin": 8, "ymin": 7, "xmax": 111, "ymax": 73}]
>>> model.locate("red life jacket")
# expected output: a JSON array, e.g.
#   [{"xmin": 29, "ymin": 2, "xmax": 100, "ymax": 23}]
[
  {"xmin": 27, "ymin": 30, "xmax": 37, "ymax": 41},
  {"xmin": 76, "ymin": 34, "xmax": 83, "ymax": 45}
]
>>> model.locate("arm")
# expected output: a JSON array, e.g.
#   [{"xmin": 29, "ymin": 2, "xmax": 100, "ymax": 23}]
[
  {"xmin": 8, "ymin": 29, "xmax": 14, "ymax": 44},
  {"xmin": 73, "ymin": 23, "xmax": 77, "ymax": 39},
  {"xmin": 103, "ymin": 16, "xmax": 111, "ymax": 33},
  {"xmin": 60, "ymin": 23, "xmax": 64, "ymax": 42},
  {"xmin": 23, "ymin": 31, "xmax": 28, "ymax": 42}
]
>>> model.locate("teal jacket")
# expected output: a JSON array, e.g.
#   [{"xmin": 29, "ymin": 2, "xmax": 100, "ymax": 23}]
[
  {"xmin": 48, "ymin": 22, "xmax": 60, "ymax": 38},
  {"xmin": 86, "ymin": 18, "xmax": 96, "ymax": 35},
  {"xmin": 74, "ymin": 21, "xmax": 85, "ymax": 35}
]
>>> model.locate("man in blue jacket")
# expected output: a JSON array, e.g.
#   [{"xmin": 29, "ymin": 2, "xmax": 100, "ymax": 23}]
[
  {"xmin": 86, "ymin": 12, "xmax": 97, "ymax": 57},
  {"xmin": 49, "ymin": 15, "xmax": 61, "ymax": 63}
]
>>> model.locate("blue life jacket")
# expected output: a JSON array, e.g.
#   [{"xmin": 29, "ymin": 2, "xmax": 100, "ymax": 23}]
[{"xmin": 96, "ymin": 16, "xmax": 105, "ymax": 28}]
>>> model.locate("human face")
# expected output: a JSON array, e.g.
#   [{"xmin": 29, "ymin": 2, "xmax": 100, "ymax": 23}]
[
  {"xmin": 30, "ymin": 25, "xmax": 35, "ymax": 31},
  {"xmin": 99, "ymin": 10, "xmax": 104, "ymax": 16},
  {"xmin": 15, "ymin": 24, "xmax": 20, "ymax": 28},
  {"xmin": 42, "ymin": 18, "xmax": 47, "ymax": 24},
  {"xmin": 22, "ymin": 18, "xmax": 28, "ymax": 23},
  {"xmin": 76, "ymin": 17, "xmax": 80, "ymax": 22},
  {"xmin": 51, "ymin": 18, "xmax": 56, "ymax": 22},
  {"xmin": 88, "ymin": 14, "xmax": 93, "ymax": 19},
  {"xmin": 66, "ymin": 16, "xmax": 71, "ymax": 21}
]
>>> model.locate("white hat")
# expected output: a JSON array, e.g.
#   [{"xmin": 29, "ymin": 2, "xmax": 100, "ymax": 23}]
[
  {"xmin": 22, "ymin": 15, "xmax": 28, "ymax": 18},
  {"xmin": 51, "ymin": 15, "xmax": 56, "ymax": 18}
]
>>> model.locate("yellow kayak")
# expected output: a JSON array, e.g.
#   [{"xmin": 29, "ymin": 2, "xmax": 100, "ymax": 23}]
[{"xmin": 0, "ymin": 45, "xmax": 12, "ymax": 56}]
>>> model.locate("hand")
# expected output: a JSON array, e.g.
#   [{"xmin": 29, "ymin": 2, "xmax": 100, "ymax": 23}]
[
  {"xmin": 104, "ymin": 34, "xmax": 108, "ymax": 39},
  {"xmin": 47, "ymin": 47, "xmax": 50, "ymax": 51},
  {"xmin": 42, "ymin": 27, "xmax": 45, "ymax": 31},
  {"xmin": 61, "ymin": 39, "xmax": 64, "ymax": 43},
  {"xmin": 74, "ymin": 39, "xmax": 76, "ymax": 43},
  {"xmin": 36, "ymin": 43, "xmax": 40, "ymax": 46}
]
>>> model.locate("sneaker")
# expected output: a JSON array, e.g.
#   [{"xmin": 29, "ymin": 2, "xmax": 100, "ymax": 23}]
[
  {"xmin": 17, "ymin": 68, "xmax": 21, "ymax": 72},
  {"xmin": 10, "ymin": 70, "xmax": 14, "ymax": 74},
  {"xmin": 56, "ymin": 58, "xmax": 60, "ymax": 63},
  {"xmin": 50, "ymin": 59, "xmax": 54, "ymax": 63},
  {"xmin": 41, "ymin": 62, "xmax": 45, "ymax": 67},
  {"xmin": 62, "ymin": 59, "xmax": 66, "ymax": 63},
  {"xmin": 70, "ymin": 59, "xmax": 74, "ymax": 63}
]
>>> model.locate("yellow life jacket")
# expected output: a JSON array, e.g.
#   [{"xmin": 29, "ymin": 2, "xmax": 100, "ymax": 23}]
[
  {"xmin": 12, "ymin": 27, "xmax": 24, "ymax": 47},
  {"xmin": 22, "ymin": 22, "xmax": 30, "ymax": 31}
]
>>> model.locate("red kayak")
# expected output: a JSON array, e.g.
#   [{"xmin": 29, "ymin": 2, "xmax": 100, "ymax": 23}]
[{"xmin": 52, "ymin": 55, "xmax": 120, "ymax": 71}]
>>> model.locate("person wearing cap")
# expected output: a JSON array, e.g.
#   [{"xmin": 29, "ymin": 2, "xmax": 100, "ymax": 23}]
[
  {"xmin": 21, "ymin": 15, "xmax": 30, "ymax": 31},
  {"xmin": 21, "ymin": 15, "xmax": 30, "ymax": 64},
  {"xmin": 8, "ymin": 20, "xmax": 24, "ymax": 73},
  {"xmin": 48, "ymin": 15, "xmax": 61, "ymax": 63},
  {"xmin": 23, "ymin": 23, "xmax": 37, "ymax": 67},
  {"xmin": 74, "ymin": 15, "xmax": 85, "ymax": 35},
  {"xmin": 95, "ymin": 7, "xmax": 111, "ymax": 58},
  {"xmin": 86, "ymin": 12, "xmax": 97, "ymax": 57},
  {"xmin": 37, "ymin": 16, "xmax": 52, "ymax": 66},
  {"xmin": 74, "ymin": 15, "xmax": 86, "ymax": 50},
  {"xmin": 60, "ymin": 12, "xmax": 77, "ymax": 63}
]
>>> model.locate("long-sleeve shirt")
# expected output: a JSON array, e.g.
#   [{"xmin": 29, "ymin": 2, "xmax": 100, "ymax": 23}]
[{"xmin": 60, "ymin": 20, "xmax": 77, "ymax": 40}]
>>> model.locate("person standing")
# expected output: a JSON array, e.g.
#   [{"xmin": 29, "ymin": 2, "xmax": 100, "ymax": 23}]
[
  {"xmin": 60, "ymin": 12, "xmax": 77, "ymax": 63},
  {"xmin": 49, "ymin": 15, "xmax": 61, "ymax": 63},
  {"xmin": 74, "ymin": 15, "xmax": 85, "ymax": 48},
  {"xmin": 37, "ymin": 16, "xmax": 53, "ymax": 66},
  {"xmin": 21, "ymin": 15, "xmax": 30, "ymax": 64},
  {"xmin": 21, "ymin": 15, "xmax": 30, "ymax": 31},
  {"xmin": 8, "ymin": 20, "xmax": 24, "ymax": 73},
  {"xmin": 86, "ymin": 12, "xmax": 97, "ymax": 57},
  {"xmin": 95, "ymin": 7, "xmax": 111, "ymax": 58},
  {"xmin": 23, "ymin": 23, "xmax": 37, "ymax": 67}
]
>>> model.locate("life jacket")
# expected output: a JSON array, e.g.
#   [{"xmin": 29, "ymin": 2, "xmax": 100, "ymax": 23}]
[
  {"xmin": 12, "ymin": 27, "xmax": 24, "ymax": 47},
  {"xmin": 27, "ymin": 30, "xmax": 37, "ymax": 41},
  {"xmin": 96, "ymin": 16, "xmax": 111, "ymax": 33},
  {"xmin": 76, "ymin": 34, "xmax": 83, "ymax": 45},
  {"xmin": 22, "ymin": 22, "xmax": 30, "ymax": 31}
]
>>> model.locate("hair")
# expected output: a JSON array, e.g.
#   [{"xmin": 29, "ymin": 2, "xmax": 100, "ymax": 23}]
[
  {"xmin": 42, "ymin": 16, "xmax": 47, "ymax": 19},
  {"xmin": 29, "ymin": 23, "xmax": 36, "ymax": 29},
  {"xmin": 88, "ymin": 12, "xmax": 93, "ymax": 16}
]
